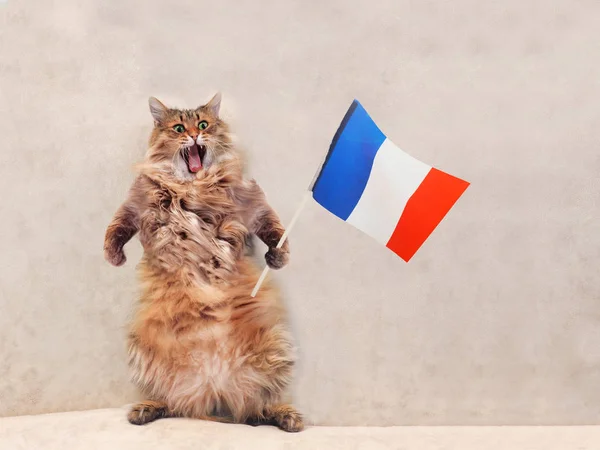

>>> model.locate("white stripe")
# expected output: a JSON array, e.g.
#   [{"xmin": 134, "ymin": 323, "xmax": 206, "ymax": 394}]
[{"xmin": 346, "ymin": 138, "xmax": 431, "ymax": 244}]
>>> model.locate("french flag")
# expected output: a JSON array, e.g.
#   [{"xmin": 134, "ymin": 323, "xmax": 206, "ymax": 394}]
[{"xmin": 312, "ymin": 100, "xmax": 469, "ymax": 262}]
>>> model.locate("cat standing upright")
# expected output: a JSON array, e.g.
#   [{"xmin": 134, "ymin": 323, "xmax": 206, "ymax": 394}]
[{"xmin": 103, "ymin": 94, "xmax": 303, "ymax": 432}]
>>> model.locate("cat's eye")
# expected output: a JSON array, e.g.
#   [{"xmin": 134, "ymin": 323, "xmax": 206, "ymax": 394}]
[
  {"xmin": 173, "ymin": 124, "xmax": 185, "ymax": 133},
  {"xmin": 198, "ymin": 121, "xmax": 209, "ymax": 130}
]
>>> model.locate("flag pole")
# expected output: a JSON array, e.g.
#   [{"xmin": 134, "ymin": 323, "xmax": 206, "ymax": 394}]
[
  {"xmin": 250, "ymin": 129, "xmax": 331, "ymax": 297},
  {"xmin": 251, "ymin": 190, "xmax": 312, "ymax": 297}
]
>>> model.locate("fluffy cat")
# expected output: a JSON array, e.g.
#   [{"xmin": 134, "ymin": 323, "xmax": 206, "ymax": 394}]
[{"xmin": 103, "ymin": 93, "xmax": 303, "ymax": 432}]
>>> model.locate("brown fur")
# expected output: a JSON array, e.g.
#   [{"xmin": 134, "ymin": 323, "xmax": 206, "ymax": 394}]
[{"xmin": 104, "ymin": 94, "xmax": 302, "ymax": 432}]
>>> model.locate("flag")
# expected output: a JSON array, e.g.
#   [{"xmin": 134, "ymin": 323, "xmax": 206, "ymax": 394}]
[{"xmin": 311, "ymin": 100, "xmax": 469, "ymax": 262}]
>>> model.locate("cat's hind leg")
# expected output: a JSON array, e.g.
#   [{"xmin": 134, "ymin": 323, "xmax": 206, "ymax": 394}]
[
  {"xmin": 246, "ymin": 404, "xmax": 304, "ymax": 432},
  {"xmin": 127, "ymin": 400, "xmax": 174, "ymax": 425}
]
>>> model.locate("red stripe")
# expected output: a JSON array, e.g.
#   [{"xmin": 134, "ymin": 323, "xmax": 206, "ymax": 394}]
[{"xmin": 386, "ymin": 168, "xmax": 469, "ymax": 262}]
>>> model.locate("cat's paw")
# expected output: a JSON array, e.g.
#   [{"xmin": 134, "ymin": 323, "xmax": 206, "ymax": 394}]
[
  {"xmin": 104, "ymin": 246, "xmax": 126, "ymax": 267},
  {"xmin": 265, "ymin": 247, "xmax": 289, "ymax": 269},
  {"xmin": 127, "ymin": 401, "xmax": 169, "ymax": 425},
  {"xmin": 272, "ymin": 405, "xmax": 304, "ymax": 433}
]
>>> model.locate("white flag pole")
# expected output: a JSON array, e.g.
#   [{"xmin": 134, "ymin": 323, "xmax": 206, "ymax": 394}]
[
  {"xmin": 251, "ymin": 190, "xmax": 312, "ymax": 297},
  {"xmin": 250, "ymin": 131, "xmax": 332, "ymax": 297}
]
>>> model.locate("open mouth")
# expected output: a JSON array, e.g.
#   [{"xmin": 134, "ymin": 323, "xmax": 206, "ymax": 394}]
[{"xmin": 183, "ymin": 144, "xmax": 207, "ymax": 173}]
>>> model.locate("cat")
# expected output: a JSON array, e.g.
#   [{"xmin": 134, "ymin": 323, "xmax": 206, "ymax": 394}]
[{"xmin": 103, "ymin": 93, "xmax": 303, "ymax": 432}]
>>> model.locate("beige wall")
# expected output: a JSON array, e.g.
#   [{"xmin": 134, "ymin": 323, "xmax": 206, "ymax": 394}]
[{"xmin": 1, "ymin": 0, "xmax": 600, "ymax": 425}]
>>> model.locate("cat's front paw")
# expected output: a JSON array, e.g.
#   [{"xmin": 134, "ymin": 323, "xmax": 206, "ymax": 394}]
[
  {"xmin": 265, "ymin": 247, "xmax": 289, "ymax": 270},
  {"xmin": 104, "ymin": 246, "xmax": 127, "ymax": 267}
]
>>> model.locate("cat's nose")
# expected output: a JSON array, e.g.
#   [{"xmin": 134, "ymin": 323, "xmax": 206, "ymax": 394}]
[{"xmin": 190, "ymin": 133, "xmax": 198, "ymax": 140}]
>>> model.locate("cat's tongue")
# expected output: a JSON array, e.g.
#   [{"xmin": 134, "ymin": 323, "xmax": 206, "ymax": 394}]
[{"xmin": 187, "ymin": 144, "xmax": 202, "ymax": 172}]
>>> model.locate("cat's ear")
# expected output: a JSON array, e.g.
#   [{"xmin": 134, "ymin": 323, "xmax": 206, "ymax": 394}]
[
  {"xmin": 149, "ymin": 97, "xmax": 168, "ymax": 124},
  {"xmin": 204, "ymin": 92, "xmax": 222, "ymax": 117}
]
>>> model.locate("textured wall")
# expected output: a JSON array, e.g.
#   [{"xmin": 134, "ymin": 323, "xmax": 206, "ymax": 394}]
[{"xmin": 1, "ymin": 0, "xmax": 599, "ymax": 425}]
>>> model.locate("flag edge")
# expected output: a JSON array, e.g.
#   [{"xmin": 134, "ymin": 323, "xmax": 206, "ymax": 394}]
[{"xmin": 310, "ymin": 99, "xmax": 360, "ymax": 193}]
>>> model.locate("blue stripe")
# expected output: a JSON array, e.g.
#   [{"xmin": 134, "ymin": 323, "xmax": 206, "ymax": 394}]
[{"xmin": 312, "ymin": 100, "xmax": 386, "ymax": 220}]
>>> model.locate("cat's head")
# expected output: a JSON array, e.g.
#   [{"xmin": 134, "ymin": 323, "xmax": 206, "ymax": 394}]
[{"xmin": 145, "ymin": 94, "xmax": 234, "ymax": 179}]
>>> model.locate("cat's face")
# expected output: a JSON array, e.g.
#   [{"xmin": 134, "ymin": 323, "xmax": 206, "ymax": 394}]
[{"xmin": 146, "ymin": 94, "xmax": 233, "ymax": 179}]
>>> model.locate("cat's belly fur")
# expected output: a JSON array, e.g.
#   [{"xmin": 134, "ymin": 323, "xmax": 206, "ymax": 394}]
[{"xmin": 127, "ymin": 259, "xmax": 295, "ymax": 421}]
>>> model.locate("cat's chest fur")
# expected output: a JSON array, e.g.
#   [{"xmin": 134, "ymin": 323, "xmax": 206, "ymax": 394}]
[
  {"xmin": 160, "ymin": 186, "xmax": 235, "ymax": 232},
  {"xmin": 139, "ymin": 178, "xmax": 248, "ymax": 279}
]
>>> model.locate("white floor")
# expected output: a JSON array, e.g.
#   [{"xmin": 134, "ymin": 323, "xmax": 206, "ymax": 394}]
[{"xmin": 1, "ymin": 408, "xmax": 599, "ymax": 450}]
